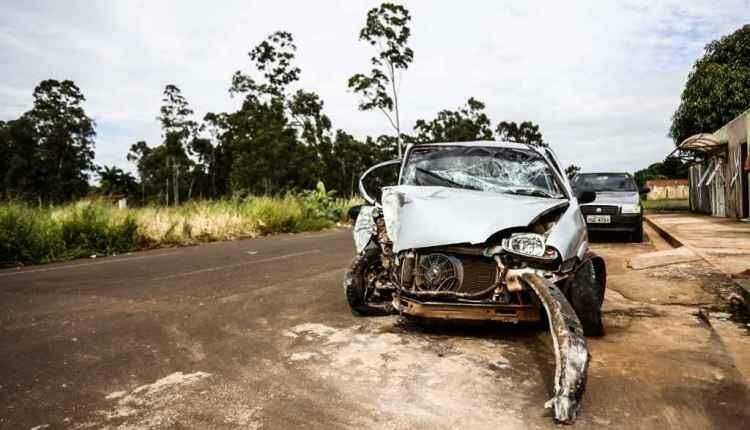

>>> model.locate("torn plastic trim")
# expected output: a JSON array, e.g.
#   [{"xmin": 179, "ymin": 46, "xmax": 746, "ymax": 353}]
[{"xmin": 521, "ymin": 272, "xmax": 590, "ymax": 424}]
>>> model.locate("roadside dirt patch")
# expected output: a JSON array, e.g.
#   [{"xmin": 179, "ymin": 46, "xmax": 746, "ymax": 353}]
[
  {"xmin": 79, "ymin": 371, "xmax": 213, "ymax": 429},
  {"xmin": 283, "ymin": 319, "xmax": 536, "ymax": 429}
]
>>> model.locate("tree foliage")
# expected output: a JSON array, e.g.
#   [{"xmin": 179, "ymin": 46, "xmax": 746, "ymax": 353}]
[
  {"xmin": 670, "ymin": 25, "xmax": 750, "ymax": 145},
  {"xmin": 2, "ymin": 6, "xmax": 554, "ymax": 207},
  {"xmin": 412, "ymin": 98, "xmax": 493, "ymax": 143},
  {"xmin": 564, "ymin": 164, "xmax": 581, "ymax": 180},
  {"xmin": 128, "ymin": 85, "xmax": 197, "ymax": 205},
  {"xmin": 633, "ymin": 157, "xmax": 689, "ymax": 188},
  {"xmin": 0, "ymin": 80, "xmax": 96, "ymax": 202},
  {"xmin": 349, "ymin": 3, "xmax": 413, "ymax": 157},
  {"xmin": 97, "ymin": 165, "xmax": 138, "ymax": 197},
  {"xmin": 495, "ymin": 121, "xmax": 545, "ymax": 146},
  {"xmin": 123, "ymin": 30, "xmax": 392, "ymax": 201}
]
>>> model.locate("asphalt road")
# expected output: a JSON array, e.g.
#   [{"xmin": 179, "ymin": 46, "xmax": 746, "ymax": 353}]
[{"xmin": 1, "ymin": 228, "xmax": 749, "ymax": 429}]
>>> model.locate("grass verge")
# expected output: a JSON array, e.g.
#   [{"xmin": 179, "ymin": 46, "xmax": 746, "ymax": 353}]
[{"xmin": 0, "ymin": 188, "xmax": 359, "ymax": 266}]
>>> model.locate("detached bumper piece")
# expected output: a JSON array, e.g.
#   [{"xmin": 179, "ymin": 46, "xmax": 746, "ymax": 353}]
[
  {"xmin": 395, "ymin": 297, "xmax": 541, "ymax": 322},
  {"xmin": 521, "ymin": 273, "xmax": 590, "ymax": 424}
]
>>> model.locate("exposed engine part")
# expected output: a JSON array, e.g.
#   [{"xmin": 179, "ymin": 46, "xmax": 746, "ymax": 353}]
[
  {"xmin": 521, "ymin": 273, "xmax": 590, "ymax": 424},
  {"xmin": 399, "ymin": 251, "xmax": 416, "ymax": 290},
  {"xmin": 415, "ymin": 253, "xmax": 463, "ymax": 292}
]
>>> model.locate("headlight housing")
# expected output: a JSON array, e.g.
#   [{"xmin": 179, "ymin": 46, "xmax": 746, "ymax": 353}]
[
  {"xmin": 502, "ymin": 233, "xmax": 545, "ymax": 257},
  {"xmin": 620, "ymin": 204, "xmax": 641, "ymax": 214},
  {"xmin": 501, "ymin": 233, "xmax": 558, "ymax": 260}
]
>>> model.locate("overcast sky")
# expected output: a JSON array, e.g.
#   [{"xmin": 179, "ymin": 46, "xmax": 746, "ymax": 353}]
[{"xmin": 1, "ymin": 0, "xmax": 748, "ymax": 174}]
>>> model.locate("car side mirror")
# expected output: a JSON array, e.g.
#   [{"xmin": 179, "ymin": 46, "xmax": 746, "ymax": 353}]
[
  {"xmin": 347, "ymin": 204, "xmax": 362, "ymax": 222},
  {"xmin": 577, "ymin": 190, "xmax": 596, "ymax": 204},
  {"xmin": 639, "ymin": 187, "xmax": 651, "ymax": 195}
]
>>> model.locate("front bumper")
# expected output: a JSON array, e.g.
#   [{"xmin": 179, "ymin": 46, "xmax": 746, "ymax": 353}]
[
  {"xmin": 584, "ymin": 213, "xmax": 642, "ymax": 232},
  {"xmin": 393, "ymin": 296, "xmax": 541, "ymax": 322}
]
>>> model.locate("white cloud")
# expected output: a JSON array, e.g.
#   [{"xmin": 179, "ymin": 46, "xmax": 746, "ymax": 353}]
[{"xmin": 1, "ymin": 0, "xmax": 748, "ymax": 174}]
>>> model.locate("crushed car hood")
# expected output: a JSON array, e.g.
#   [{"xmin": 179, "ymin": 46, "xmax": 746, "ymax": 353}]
[{"xmin": 382, "ymin": 185, "xmax": 568, "ymax": 252}]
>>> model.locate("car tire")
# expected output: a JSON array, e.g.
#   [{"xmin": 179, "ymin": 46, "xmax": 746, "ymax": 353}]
[
  {"xmin": 567, "ymin": 259, "xmax": 605, "ymax": 336},
  {"xmin": 631, "ymin": 222, "xmax": 643, "ymax": 243},
  {"xmin": 344, "ymin": 247, "xmax": 392, "ymax": 316}
]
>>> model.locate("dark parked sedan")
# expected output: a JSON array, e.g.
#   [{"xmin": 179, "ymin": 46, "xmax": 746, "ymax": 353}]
[{"xmin": 573, "ymin": 172, "xmax": 645, "ymax": 242}]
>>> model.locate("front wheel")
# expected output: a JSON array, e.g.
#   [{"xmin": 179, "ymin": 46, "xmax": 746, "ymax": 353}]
[
  {"xmin": 567, "ymin": 259, "xmax": 605, "ymax": 336},
  {"xmin": 343, "ymin": 247, "xmax": 393, "ymax": 316}
]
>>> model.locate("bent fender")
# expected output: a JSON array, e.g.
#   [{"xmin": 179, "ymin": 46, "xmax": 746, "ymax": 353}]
[{"xmin": 521, "ymin": 273, "xmax": 590, "ymax": 424}]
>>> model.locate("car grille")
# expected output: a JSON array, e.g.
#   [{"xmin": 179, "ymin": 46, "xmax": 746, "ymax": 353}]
[
  {"xmin": 580, "ymin": 205, "xmax": 618, "ymax": 215},
  {"xmin": 414, "ymin": 252, "xmax": 498, "ymax": 294},
  {"xmin": 455, "ymin": 254, "xmax": 498, "ymax": 294}
]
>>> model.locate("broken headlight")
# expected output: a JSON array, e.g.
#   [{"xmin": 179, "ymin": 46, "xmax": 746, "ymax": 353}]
[
  {"xmin": 502, "ymin": 233, "xmax": 556, "ymax": 259},
  {"xmin": 485, "ymin": 233, "xmax": 560, "ymax": 270}
]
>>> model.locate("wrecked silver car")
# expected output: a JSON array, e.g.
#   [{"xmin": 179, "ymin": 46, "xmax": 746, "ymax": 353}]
[{"xmin": 344, "ymin": 141, "xmax": 606, "ymax": 424}]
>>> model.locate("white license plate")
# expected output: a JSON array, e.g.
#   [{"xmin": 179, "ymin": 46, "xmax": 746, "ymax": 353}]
[{"xmin": 586, "ymin": 215, "xmax": 611, "ymax": 224}]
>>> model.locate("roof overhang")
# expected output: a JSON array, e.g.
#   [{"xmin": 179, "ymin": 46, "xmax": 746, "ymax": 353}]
[{"xmin": 678, "ymin": 133, "xmax": 725, "ymax": 152}]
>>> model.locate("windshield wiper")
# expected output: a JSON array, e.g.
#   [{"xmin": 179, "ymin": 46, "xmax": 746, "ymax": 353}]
[
  {"xmin": 505, "ymin": 188, "xmax": 557, "ymax": 198},
  {"xmin": 415, "ymin": 167, "xmax": 481, "ymax": 191}
]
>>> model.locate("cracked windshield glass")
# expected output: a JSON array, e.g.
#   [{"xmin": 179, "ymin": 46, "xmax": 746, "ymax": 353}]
[{"xmin": 401, "ymin": 145, "xmax": 564, "ymax": 198}]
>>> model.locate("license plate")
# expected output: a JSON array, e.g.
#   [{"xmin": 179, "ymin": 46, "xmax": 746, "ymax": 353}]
[{"xmin": 586, "ymin": 215, "xmax": 611, "ymax": 224}]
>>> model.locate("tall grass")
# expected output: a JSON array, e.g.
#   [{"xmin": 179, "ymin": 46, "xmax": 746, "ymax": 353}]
[
  {"xmin": 642, "ymin": 199, "xmax": 689, "ymax": 212},
  {"xmin": 0, "ymin": 185, "xmax": 360, "ymax": 266}
]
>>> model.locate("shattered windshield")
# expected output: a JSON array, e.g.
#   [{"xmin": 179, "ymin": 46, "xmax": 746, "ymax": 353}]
[
  {"xmin": 574, "ymin": 174, "xmax": 636, "ymax": 192},
  {"xmin": 401, "ymin": 145, "xmax": 565, "ymax": 198}
]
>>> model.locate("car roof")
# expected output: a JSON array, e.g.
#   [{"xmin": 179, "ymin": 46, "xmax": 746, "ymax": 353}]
[
  {"xmin": 578, "ymin": 172, "xmax": 632, "ymax": 176},
  {"xmin": 406, "ymin": 140, "xmax": 538, "ymax": 151}
]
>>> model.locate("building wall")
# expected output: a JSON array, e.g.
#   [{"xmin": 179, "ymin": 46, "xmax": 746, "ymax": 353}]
[
  {"xmin": 689, "ymin": 110, "xmax": 749, "ymax": 219},
  {"xmin": 646, "ymin": 180, "xmax": 689, "ymax": 200},
  {"xmin": 647, "ymin": 185, "xmax": 689, "ymax": 200}
]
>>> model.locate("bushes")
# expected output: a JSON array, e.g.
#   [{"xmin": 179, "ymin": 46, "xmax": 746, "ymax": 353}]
[
  {"xmin": 0, "ymin": 203, "xmax": 62, "ymax": 264},
  {"xmin": 0, "ymin": 202, "xmax": 142, "ymax": 265},
  {"xmin": 0, "ymin": 190, "xmax": 360, "ymax": 266}
]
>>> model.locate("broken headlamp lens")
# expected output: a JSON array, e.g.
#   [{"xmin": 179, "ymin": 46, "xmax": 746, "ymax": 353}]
[{"xmin": 502, "ymin": 233, "xmax": 548, "ymax": 258}]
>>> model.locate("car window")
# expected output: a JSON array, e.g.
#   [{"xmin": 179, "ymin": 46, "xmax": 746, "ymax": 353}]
[
  {"xmin": 401, "ymin": 145, "xmax": 564, "ymax": 198},
  {"xmin": 574, "ymin": 174, "xmax": 636, "ymax": 192}
]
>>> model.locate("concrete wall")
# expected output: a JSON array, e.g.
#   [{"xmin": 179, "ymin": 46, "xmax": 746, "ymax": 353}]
[
  {"xmin": 646, "ymin": 179, "xmax": 689, "ymax": 200},
  {"xmin": 647, "ymin": 184, "xmax": 689, "ymax": 200}
]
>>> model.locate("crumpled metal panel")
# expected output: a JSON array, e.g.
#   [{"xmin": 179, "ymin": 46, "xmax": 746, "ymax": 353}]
[
  {"xmin": 352, "ymin": 205, "xmax": 376, "ymax": 254},
  {"xmin": 545, "ymin": 203, "xmax": 589, "ymax": 261},
  {"xmin": 381, "ymin": 185, "xmax": 568, "ymax": 253}
]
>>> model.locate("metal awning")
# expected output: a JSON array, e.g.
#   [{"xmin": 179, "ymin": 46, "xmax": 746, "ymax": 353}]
[{"xmin": 678, "ymin": 133, "xmax": 725, "ymax": 152}]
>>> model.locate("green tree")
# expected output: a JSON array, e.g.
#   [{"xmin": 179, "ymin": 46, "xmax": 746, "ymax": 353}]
[
  {"xmin": 565, "ymin": 164, "xmax": 581, "ymax": 180},
  {"xmin": 0, "ymin": 117, "xmax": 41, "ymax": 200},
  {"xmin": 128, "ymin": 140, "xmax": 167, "ymax": 203},
  {"xmin": 348, "ymin": 3, "xmax": 413, "ymax": 158},
  {"xmin": 495, "ymin": 121, "xmax": 545, "ymax": 146},
  {"xmin": 227, "ymin": 31, "xmax": 319, "ymax": 195},
  {"xmin": 1, "ymin": 80, "xmax": 97, "ymax": 203},
  {"xmin": 670, "ymin": 25, "xmax": 750, "ymax": 144},
  {"xmin": 158, "ymin": 84, "xmax": 196, "ymax": 205},
  {"xmin": 412, "ymin": 98, "xmax": 494, "ymax": 143},
  {"xmin": 633, "ymin": 158, "xmax": 689, "ymax": 188},
  {"xmin": 97, "ymin": 165, "xmax": 138, "ymax": 197}
]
